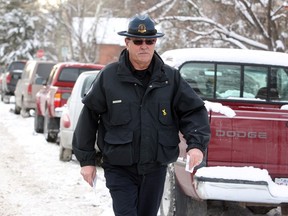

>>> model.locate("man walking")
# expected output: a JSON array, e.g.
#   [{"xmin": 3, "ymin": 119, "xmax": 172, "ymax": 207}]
[{"xmin": 72, "ymin": 14, "xmax": 210, "ymax": 216}]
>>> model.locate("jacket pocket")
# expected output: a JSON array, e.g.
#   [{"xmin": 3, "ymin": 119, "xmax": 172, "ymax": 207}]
[
  {"xmin": 158, "ymin": 102, "xmax": 173, "ymax": 125},
  {"xmin": 110, "ymin": 102, "xmax": 131, "ymax": 126},
  {"xmin": 103, "ymin": 128, "xmax": 133, "ymax": 165},
  {"xmin": 157, "ymin": 129, "xmax": 180, "ymax": 164}
]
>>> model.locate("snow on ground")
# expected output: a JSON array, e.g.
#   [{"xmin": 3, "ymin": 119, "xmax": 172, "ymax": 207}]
[{"xmin": 0, "ymin": 98, "xmax": 113, "ymax": 216}]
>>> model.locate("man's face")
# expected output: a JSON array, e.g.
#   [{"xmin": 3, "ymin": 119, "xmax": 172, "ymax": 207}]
[{"xmin": 125, "ymin": 37, "xmax": 157, "ymax": 69}]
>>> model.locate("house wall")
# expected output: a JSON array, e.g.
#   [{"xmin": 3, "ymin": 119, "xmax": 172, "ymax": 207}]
[{"xmin": 97, "ymin": 44, "xmax": 125, "ymax": 65}]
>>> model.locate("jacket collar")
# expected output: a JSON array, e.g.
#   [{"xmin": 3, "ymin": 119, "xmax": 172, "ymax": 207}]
[{"xmin": 117, "ymin": 49, "xmax": 168, "ymax": 83}]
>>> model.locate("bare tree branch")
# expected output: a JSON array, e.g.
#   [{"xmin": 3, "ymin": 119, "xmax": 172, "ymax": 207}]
[
  {"xmin": 140, "ymin": 0, "xmax": 173, "ymax": 16},
  {"xmin": 158, "ymin": 15, "xmax": 268, "ymax": 50},
  {"xmin": 238, "ymin": 0, "xmax": 269, "ymax": 38}
]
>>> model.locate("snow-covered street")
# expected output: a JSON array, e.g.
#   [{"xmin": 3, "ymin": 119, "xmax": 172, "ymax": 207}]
[{"xmin": 0, "ymin": 98, "xmax": 113, "ymax": 216}]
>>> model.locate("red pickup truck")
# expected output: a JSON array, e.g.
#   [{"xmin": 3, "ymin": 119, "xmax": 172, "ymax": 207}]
[
  {"xmin": 35, "ymin": 62, "xmax": 104, "ymax": 142},
  {"xmin": 159, "ymin": 48, "xmax": 288, "ymax": 215}
]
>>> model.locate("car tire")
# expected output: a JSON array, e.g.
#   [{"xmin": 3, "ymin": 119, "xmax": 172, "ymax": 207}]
[
  {"xmin": 59, "ymin": 144, "xmax": 72, "ymax": 161},
  {"xmin": 159, "ymin": 164, "xmax": 176, "ymax": 216},
  {"xmin": 3, "ymin": 94, "xmax": 10, "ymax": 104},
  {"xmin": 14, "ymin": 103, "xmax": 21, "ymax": 115},
  {"xmin": 20, "ymin": 98, "xmax": 29, "ymax": 118},
  {"xmin": 34, "ymin": 108, "xmax": 44, "ymax": 133},
  {"xmin": 44, "ymin": 109, "xmax": 57, "ymax": 142}
]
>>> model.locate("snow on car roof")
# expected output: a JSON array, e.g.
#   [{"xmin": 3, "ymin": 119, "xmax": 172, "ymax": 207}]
[{"xmin": 161, "ymin": 48, "xmax": 288, "ymax": 68}]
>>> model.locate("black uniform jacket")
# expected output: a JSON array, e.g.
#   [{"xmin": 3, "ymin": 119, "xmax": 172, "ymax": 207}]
[{"xmin": 72, "ymin": 49, "xmax": 211, "ymax": 174}]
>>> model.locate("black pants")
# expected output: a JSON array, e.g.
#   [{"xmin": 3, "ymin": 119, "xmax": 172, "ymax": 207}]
[{"xmin": 104, "ymin": 165, "xmax": 167, "ymax": 216}]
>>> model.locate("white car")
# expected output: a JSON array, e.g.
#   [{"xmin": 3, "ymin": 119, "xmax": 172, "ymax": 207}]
[{"xmin": 58, "ymin": 70, "xmax": 100, "ymax": 161}]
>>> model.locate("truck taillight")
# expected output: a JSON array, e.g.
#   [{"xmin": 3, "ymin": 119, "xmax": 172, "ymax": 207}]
[
  {"xmin": 6, "ymin": 74, "xmax": 11, "ymax": 84},
  {"xmin": 54, "ymin": 93, "xmax": 61, "ymax": 108},
  {"xmin": 61, "ymin": 113, "xmax": 71, "ymax": 128},
  {"xmin": 27, "ymin": 84, "xmax": 32, "ymax": 95}
]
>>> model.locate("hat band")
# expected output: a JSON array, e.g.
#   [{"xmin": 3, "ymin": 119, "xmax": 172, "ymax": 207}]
[{"xmin": 128, "ymin": 29, "xmax": 157, "ymax": 36}]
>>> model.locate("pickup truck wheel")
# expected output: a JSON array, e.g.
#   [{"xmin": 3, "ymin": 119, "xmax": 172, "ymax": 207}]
[
  {"xmin": 34, "ymin": 108, "xmax": 44, "ymax": 133},
  {"xmin": 159, "ymin": 164, "xmax": 176, "ymax": 216},
  {"xmin": 59, "ymin": 145, "xmax": 72, "ymax": 161},
  {"xmin": 174, "ymin": 175, "xmax": 207, "ymax": 215},
  {"xmin": 44, "ymin": 109, "xmax": 57, "ymax": 142}
]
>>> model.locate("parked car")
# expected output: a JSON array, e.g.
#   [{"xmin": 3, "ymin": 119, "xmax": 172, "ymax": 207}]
[
  {"xmin": 35, "ymin": 62, "xmax": 104, "ymax": 142},
  {"xmin": 58, "ymin": 71, "xmax": 101, "ymax": 161},
  {"xmin": 14, "ymin": 60, "xmax": 56, "ymax": 116},
  {"xmin": 0, "ymin": 70, "xmax": 4, "ymax": 101},
  {"xmin": 1, "ymin": 60, "xmax": 27, "ymax": 103},
  {"xmin": 160, "ymin": 48, "xmax": 288, "ymax": 215}
]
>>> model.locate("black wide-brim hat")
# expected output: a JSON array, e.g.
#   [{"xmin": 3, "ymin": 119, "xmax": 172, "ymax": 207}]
[{"xmin": 118, "ymin": 14, "xmax": 164, "ymax": 38}]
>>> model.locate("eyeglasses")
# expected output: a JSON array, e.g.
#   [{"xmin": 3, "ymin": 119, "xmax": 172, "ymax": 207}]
[{"xmin": 127, "ymin": 38, "xmax": 156, "ymax": 46}]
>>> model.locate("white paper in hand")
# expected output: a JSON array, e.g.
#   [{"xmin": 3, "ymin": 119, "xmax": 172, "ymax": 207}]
[{"xmin": 185, "ymin": 155, "xmax": 194, "ymax": 173}]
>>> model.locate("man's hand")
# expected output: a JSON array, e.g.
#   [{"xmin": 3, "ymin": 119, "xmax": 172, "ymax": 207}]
[
  {"xmin": 80, "ymin": 166, "xmax": 97, "ymax": 187},
  {"xmin": 187, "ymin": 148, "xmax": 203, "ymax": 170}
]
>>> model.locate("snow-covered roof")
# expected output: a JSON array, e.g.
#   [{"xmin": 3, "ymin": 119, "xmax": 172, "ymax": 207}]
[
  {"xmin": 73, "ymin": 17, "xmax": 129, "ymax": 46},
  {"xmin": 161, "ymin": 48, "xmax": 288, "ymax": 68}
]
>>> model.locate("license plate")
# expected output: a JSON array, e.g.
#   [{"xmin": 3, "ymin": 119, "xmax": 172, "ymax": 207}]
[{"xmin": 275, "ymin": 178, "xmax": 288, "ymax": 186}]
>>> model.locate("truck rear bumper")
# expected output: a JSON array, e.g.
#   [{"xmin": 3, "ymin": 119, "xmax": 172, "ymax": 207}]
[{"xmin": 194, "ymin": 166, "xmax": 288, "ymax": 204}]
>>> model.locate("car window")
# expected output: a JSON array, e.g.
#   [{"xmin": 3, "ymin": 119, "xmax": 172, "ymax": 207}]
[
  {"xmin": 7, "ymin": 62, "xmax": 26, "ymax": 71},
  {"xmin": 179, "ymin": 62, "xmax": 288, "ymax": 102},
  {"xmin": 36, "ymin": 63, "xmax": 55, "ymax": 79},
  {"xmin": 179, "ymin": 62, "xmax": 214, "ymax": 98},
  {"xmin": 58, "ymin": 68, "xmax": 80, "ymax": 82},
  {"xmin": 216, "ymin": 65, "xmax": 264, "ymax": 99},
  {"xmin": 244, "ymin": 66, "xmax": 268, "ymax": 99},
  {"xmin": 81, "ymin": 74, "xmax": 97, "ymax": 98},
  {"xmin": 58, "ymin": 68, "xmax": 97, "ymax": 82},
  {"xmin": 273, "ymin": 67, "xmax": 288, "ymax": 101}
]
